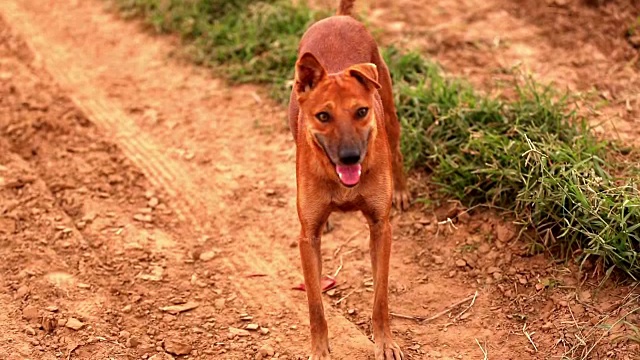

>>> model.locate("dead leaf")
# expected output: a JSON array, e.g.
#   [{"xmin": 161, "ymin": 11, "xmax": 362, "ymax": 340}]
[{"xmin": 292, "ymin": 275, "xmax": 337, "ymax": 293}]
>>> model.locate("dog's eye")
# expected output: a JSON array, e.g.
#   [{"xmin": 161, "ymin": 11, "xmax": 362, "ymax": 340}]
[
  {"xmin": 356, "ymin": 107, "xmax": 369, "ymax": 118},
  {"xmin": 315, "ymin": 112, "xmax": 330, "ymax": 123}
]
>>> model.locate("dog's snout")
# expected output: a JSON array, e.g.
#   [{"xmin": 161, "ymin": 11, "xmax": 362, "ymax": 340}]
[{"xmin": 338, "ymin": 147, "xmax": 361, "ymax": 165}]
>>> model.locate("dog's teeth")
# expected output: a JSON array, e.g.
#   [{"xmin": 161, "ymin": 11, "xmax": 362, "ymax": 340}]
[
  {"xmin": 338, "ymin": 172, "xmax": 343, "ymax": 180},
  {"xmin": 357, "ymin": 169, "xmax": 361, "ymax": 176}
]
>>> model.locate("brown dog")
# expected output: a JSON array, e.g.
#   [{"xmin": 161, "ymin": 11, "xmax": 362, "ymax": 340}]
[{"xmin": 288, "ymin": 1, "xmax": 409, "ymax": 359}]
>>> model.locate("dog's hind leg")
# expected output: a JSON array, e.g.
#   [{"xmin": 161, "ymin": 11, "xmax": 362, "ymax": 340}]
[{"xmin": 372, "ymin": 49, "xmax": 411, "ymax": 211}]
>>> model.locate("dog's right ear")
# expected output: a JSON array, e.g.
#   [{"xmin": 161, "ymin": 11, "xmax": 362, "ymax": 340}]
[{"xmin": 295, "ymin": 52, "xmax": 326, "ymax": 97}]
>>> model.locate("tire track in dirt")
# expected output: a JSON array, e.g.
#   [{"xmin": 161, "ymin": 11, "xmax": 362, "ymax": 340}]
[{"xmin": 1, "ymin": 0, "xmax": 378, "ymax": 358}]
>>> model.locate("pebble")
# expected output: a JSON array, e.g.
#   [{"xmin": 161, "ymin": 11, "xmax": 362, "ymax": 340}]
[
  {"xmin": 163, "ymin": 339, "xmax": 192, "ymax": 355},
  {"xmin": 229, "ymin": 327, "xmax": 251, "ymax": 337},
  {"xmin": 148, "ymin": 197, "xmax": 160, "ymax": 208},
  {"xmin": 199, "ymin": 251, "xmax": 216, "ymax": 262},
  {"xmin": 65, "ymin": 317, "xmax": 84, "ymax": 331},
  {"xmin": 22, "ymin": 305, "xmax": 39, "ymax": 320},
  {"xmin": 433, "ymin": 255, "xmax": 444, "ymax": 265},
  {"xmin": 160, "ymin": 301, "xmax": 199, "ymax": 315},
  {"xmin": 260, "ymin": 327, "xmax": 270, "ymax": 335},
  {"xmin": 25, "ymin": 326, "xmax": 36, "ymax": 336},
  {"xmin": 258, "ymin": 344, "xmax": 275, "ymax": 357},
  {"xmin": 148, "ymin": 354, "xmax": 175, "ymax": 360},
  {"xmin": 246, "ymin": 323, "xmax": 260, "ymax": 331},
  {"xmin": 133, "ymin": 214, "xmax": 153, "ymax": 223},
  {"xmin": 214, "ymin": 298, "xmax": 226, "ymax": 310},
  {"xmin": 15, "ymin": 286, "xmax": 30, "ymax": 299},
  {"xmin": 455, "ymin": 259, "xmax": 467, "ymax": 268},
  {"xmin": 126, "ymin": 337, "xmax": 140, "ymax": 348}
]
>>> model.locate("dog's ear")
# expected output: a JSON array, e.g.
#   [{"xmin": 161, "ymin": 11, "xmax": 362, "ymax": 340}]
[
  {"xmin": 295, "ymin": 52, "xmax": 327, "ymax": 96},
  {"xmin": 347, "ymin": 63, "xmax": 381, "ymax": 90}
]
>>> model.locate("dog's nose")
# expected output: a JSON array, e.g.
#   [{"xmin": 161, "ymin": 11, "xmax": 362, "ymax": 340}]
[{"xmin": 338, "ymin": 147, "xmax": 361, "ymax": 165}]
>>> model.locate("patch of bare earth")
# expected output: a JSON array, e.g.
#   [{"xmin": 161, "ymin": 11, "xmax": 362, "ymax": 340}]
[{"xmin": 0, "ymin": 0, "xmax": 639, "ymax": 360}]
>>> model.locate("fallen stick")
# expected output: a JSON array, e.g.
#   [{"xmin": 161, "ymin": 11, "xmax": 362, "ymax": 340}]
[{"xmin": 391, "ymin": 293, "xmax": 477, "ymax": 322}]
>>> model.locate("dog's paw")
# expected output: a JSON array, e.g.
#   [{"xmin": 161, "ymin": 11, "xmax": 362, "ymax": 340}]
[
  {"xmin": 392, "ymin": 189, "xmax": 411, "ymax": 211},
  {"xmin": 308, "ymin": 347, "xmax": 331, "ymax": 360},
  {"xmin": 375, "ymin": 339, "xmax": 404, "ymax": 360},
  {"xmin": 309, "ymin": 354, "xmax": 331, "ymax": 360}
]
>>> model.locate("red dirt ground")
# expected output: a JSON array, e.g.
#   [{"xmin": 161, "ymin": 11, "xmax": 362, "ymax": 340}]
[{"xmin": 1, "ymin": 0, "xmax": 639, "ymax": 359}]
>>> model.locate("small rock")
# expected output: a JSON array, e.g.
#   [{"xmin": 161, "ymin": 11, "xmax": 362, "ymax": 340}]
[
  {"xmin": 22, "ymin": 305, "xmax": 39, "ymax": 320},
  {"xmin": 148, "ymin": 354, "xmax": 175, "ymax": 360},
  {"xmin": 495, "ymin": 223, "xmax": 515, "ymax": 242},
  {"xmin": 122, "ymin": 304, "xmax": 133, "ymax": 313},
  {"xmin": 214, "ymin": 298, "xmax": 226, "ymax": 310},
  {"xmin": 15, "ymin": 286, "xmax": 30, "ymax": 299},
  {"xmin": 259, "ymin": 344, "xmax": 275, "ymax": 357},
  {"xmin": 148, "ymin": 197, "xmax": 160, "ymax": 208},
  {"xmin": 433, "ymin": 255, "xmax": 444, "ymax": 265},
  {"xmin": 126, "ymin": 337, "xmax": 140, "ymax": 348},
  {"xmin": 65, "ymin": 318, "xmax": 84, "ymax": 331},
  {"xmin": 265, "ymin": 189, "xmax": 276, "ymax": 196},
  {"xmin": 347, "ymin": 309, "xmax": 356, "ymax": 315},
  {"xmin": 487, "ymin": 266, "xmax": 501, "ymax": 274},
  {"xmin": 133, "ymin": 214, "xmax": 153, "ymax": 223},
  {"xmin": 138, "ymin": 266, "xmax": 164, "ymax": 281},
  {"xmin": 199, "ymin": 251, "xmax": 216, "ymax": 262},
  {"xmin": 542, "ymin": 322, "xmax": 553, "ymax": 330},
  {"xmin": 41, "ymin": 316, "xmax": 56, "ymax": 333},
  {"xmin": 25, "ymin": 326, "xmax": 36, "ymax": 336},
  {"xmin": 160, "ymin": 301, "xmax": 199, "ymax": 315},
  {"xmin": 163, "ymin": 339, "xmax": 192, "ymax": 355},
  {"xmin": 326, "ymin": 289, "xmax": 337, "ymax": 297},
  {"xmin": 260, "ymin": 327, "xmax": 270, "ymax": 335},
  {"xmin": 45, "ymin": 306, "xmax": 58, "ymax": 312},
  {"xmin": 228, "ymin": 327, "xmax": 251, "ymax": 337},
  {"xmin": 478, "ymin": 243, "xmax": 491, "ymax": 254},
  {"xmin": 455, "ymin": 259, "xmax": 467, "ymax": 268},
  {"xmin": 247, "ymin": 323, "xmax": 260, "ymax": 331}
]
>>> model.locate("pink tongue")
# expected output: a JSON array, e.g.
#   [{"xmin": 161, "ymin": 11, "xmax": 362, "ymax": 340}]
[{"xmin": 336, "ymin": 164, "xmax": 362, "ymax": 186}]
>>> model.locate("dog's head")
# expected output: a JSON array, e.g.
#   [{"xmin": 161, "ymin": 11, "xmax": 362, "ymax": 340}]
[{"xmin": 294, "ymin": 52, "xmax": 381, "ymax": 187}]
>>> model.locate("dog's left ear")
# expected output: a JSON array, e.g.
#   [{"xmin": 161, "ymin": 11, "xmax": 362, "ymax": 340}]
[{"xmin": 347, "ymin": 63, "xmax": 382, "ymax": 90}]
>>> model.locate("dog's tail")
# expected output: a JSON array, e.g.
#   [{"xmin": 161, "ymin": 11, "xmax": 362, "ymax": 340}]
[{"xmin": 337, "ymin": 0, "xmax": 355, "ymax": 16}]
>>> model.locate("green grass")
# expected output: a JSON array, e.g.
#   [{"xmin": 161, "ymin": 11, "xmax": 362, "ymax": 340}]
[{"xmin": 107, "ymin": 0, "xmax": 640, "ymax": 279}]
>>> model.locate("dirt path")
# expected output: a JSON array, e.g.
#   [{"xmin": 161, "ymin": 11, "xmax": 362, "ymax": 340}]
[{"xmin": 0, "ymin": 1, "xmax": 639, "ymax": 360}]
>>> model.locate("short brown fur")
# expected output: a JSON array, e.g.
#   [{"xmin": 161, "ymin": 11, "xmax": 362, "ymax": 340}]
[{"xmin": 288, "ymin": 1, "xmax": 409, "ymax": 359}]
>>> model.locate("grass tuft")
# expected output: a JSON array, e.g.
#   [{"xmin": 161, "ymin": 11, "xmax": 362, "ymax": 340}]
[{"xmin": 107, "ymin": 0, "xmax": 640, "ymax": 278}]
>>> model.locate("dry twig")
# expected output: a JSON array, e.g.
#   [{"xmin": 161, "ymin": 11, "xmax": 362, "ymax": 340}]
[
  {"xmin": 390, "ymin": 293, "xmax": 477, "ymax": 322},
  {"xmin": 523, "ymin": 323, "xmax": 538, "ymax": 352},
  {"xmin": 475, "ymin": 338, "xmax": 488, "ymax": 360}
]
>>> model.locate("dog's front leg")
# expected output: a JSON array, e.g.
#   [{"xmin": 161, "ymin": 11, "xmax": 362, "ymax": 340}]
[
  {"xmin": 299, "ymin": 212, "xmax": 331, "ymax": 359},
  {"xmin": 368, "ymin": 217, "xmax": 404, "ymax": 360}
]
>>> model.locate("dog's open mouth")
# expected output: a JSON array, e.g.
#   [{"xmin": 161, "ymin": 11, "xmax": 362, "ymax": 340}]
[{"xmin": 335, "ymin": 164, "xmax": 362, "ymax": 186}]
